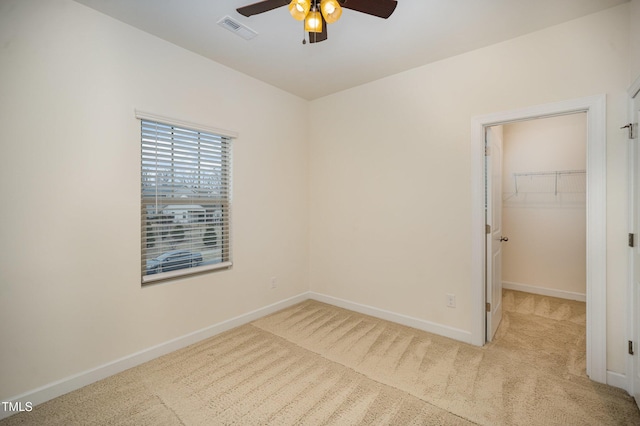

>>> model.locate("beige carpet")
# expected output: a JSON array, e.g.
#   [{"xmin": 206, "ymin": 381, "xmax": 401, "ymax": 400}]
[{"xmin": 2, "ymin": 290, "xmax": 639, "ymax": 425}]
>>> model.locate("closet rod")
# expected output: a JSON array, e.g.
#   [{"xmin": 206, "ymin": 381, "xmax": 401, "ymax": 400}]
[
  {"xmin": 514, "ymin": 169, "xmax": 585, "ymax": 196},
  {"xmin": 513, "ymin": 169, "xmax": 585, "ymax": 177}
]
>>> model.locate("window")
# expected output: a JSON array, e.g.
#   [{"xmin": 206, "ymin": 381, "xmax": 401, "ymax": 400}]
[{"xmin": 139, "ymin": 112, "xmax": 235, "ymax": 284}]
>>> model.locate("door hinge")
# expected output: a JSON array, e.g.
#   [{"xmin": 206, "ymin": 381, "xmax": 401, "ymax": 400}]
[
  {"xmin": 629, "ymin": 233, "xmax": 635, "ymax": 248},
  {"xmin": 486, "ymin": 302, "xmax": 491, "ymax": 312},
  {"xmin": 486, "ymin": 224, "xmax": 491, "ymax": 234},
  {"xmin": 629, "ymin": 340, "xmax": 634, "ymax": 355},
  {"xmin": 621, "ymin": 123, "xmax": 637, "ymax": 139}
]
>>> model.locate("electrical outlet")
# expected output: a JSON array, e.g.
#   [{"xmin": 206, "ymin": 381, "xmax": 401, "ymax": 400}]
[
  {"xmin": 270, "ymin": 276, "xmax": 277, "ymax": 289},
  {"xmin": 446, "ymin": 294, "xmax": 456, "ymax": 308}
]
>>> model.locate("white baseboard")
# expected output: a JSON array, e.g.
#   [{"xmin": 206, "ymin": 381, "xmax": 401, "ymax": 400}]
[
  {"xmin": 309, "ymin": 292, "xmax": 473, "ymax": 344},
  {"xmin": 607, "ymin": 370, "xmax": 629, "ymax": 392},
  {"xmin": 0, "ymin": 292, "xmax": 310, "ymax": 421},
  {"xmin": 503, "ymin": 281, "xmax": 586, "ymax": 302}
]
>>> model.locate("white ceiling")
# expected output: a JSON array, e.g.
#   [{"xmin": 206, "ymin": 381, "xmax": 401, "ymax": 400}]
[{"xmin": 73, "ymin": 0, "xmax": 628, "ymax": 100}]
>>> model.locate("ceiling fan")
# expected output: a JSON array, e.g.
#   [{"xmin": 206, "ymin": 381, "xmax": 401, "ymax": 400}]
[{"xmin": 236, "ymin": 0, "xmax": 398, "ymax": 44}]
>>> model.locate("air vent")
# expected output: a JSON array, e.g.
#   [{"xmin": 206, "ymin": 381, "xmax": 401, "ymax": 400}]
[{"xmin": 217, "ymin": 16, "xmax": 258, "ymax": 40}]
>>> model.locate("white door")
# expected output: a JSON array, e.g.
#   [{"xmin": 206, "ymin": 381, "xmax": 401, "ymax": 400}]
[
  {"xmin": 631, "ymin": 87, "xmax": 640, "ymax": 409},
  {"xmin": 486, "ymin": 126, "xmax": 505, "ymax": 341}
]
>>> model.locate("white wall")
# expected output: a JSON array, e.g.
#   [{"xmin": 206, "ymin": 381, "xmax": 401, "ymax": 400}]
[
  {"xmin": 501, "ymin": 114, "xmax": 587, "ymax": 297},
  {"xmin": 308, "ymin": 4, "xmax": 630, "ymax": 373},
  {"xmin": 631, "ymin": 0, "xmax": 640, "ymax": 79},
  {"xmin": 0, "ymin": 0, "xmax": 309, "ymax": 400}
]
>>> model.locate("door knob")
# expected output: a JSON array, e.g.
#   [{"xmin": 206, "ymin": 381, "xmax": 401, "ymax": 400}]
[{"xmin": 500, "ymin": 236, "xmax": 509, "ymax": 242}]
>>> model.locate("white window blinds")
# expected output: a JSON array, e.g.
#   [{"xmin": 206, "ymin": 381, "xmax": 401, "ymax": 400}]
[{"xmin": 140, "ymin": 116, "xmax": 233, "ymax": 284}]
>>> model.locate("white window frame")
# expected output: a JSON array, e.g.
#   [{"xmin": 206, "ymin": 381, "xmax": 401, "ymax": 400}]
[{"xmin": 137, "ymin": 110, "xmax": 237, "ymax": 285}]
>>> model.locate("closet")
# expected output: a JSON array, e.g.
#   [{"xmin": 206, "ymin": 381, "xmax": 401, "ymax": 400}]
[{"xmin": 501, "ymin": 113, "xmax": 587, "ymax": 300}]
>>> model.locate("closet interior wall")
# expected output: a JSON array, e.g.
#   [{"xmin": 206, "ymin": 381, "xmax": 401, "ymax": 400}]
[{"xmin": 501, "ymin": 113, "xmax": 587, "ymax": 299}]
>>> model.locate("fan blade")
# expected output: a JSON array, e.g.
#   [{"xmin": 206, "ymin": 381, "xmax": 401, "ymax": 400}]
[
  {"xmin": 237, "ymin": 0, "xmax": 290, "ymax": 17},
  {"xmin": 309, "ymin": 14, "xmax": 328, "ymax": 43},
  {"xmin": 340, "ymin": 0, "xmax": 397, "ymax": 18}
]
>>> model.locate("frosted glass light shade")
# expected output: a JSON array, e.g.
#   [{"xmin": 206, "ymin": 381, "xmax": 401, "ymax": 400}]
[
  {"xmin": 289, "ymin": 0, "xmax": 311, "ymax": 21},
  {"xmin": 320, "ymin": 0, "xmax": 342, "ymax": 24},
  {"xmin": 305, "ymin": 10, "xmax": 323, "ymax": 32}
]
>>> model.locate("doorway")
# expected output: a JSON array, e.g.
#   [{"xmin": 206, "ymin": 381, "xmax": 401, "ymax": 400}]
[
  {"xmin": 500, "ymin": 114, "xmax": 588, "ymax": 299},
  {"xmin": 470, "ymin": 95, "xmax": 607, "ymax": 384},
  {"xmin": 486, "ymin": 114, "xmax": 587, "ymax": 347}
]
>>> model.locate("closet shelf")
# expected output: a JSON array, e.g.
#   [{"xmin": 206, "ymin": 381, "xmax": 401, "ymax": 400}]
[{"xmin": 505, "ymin": 169, "xmax": 586, "ymax": 199}]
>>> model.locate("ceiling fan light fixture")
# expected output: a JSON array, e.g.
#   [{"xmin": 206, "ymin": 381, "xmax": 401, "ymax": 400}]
[
  {"xmin": 304, "ymin": 9, "xmax": 323, "ymax": 33},
  {"xmin": 237, "ymin": 0, "xmax": 398, "ymax": 43},
  {"xmin": 320, "ymin": 0, "xmax": 342, "ymax": 24},
  {"xmin": 288, "ymin": 0, "xmax": 311, "ymax": 21}
]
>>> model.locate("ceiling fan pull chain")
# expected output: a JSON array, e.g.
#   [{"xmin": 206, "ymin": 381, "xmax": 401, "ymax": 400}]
[{"xmin": 302, "ymin": 22, "xmax": 307, "ymax": 44}]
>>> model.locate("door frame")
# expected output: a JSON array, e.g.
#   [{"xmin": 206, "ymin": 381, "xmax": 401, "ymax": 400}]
[
  {"xmin": 470, "ymin": 95, "xmax": 607, "ymax": 384},
  {"xmin": 627, "ymin": 74, "xmax": 640, "ymax": 399}
]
